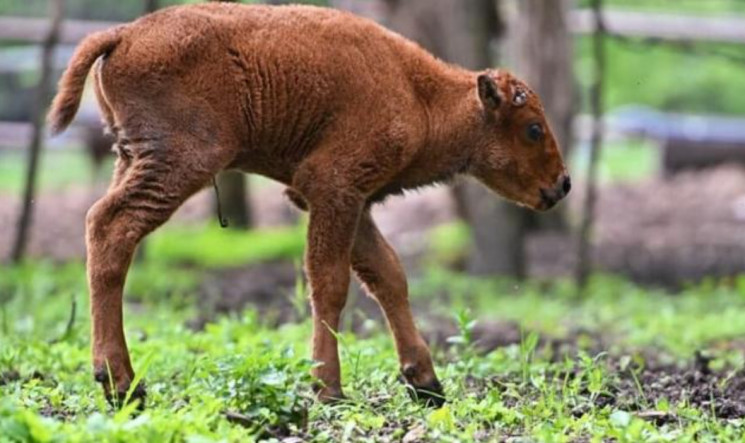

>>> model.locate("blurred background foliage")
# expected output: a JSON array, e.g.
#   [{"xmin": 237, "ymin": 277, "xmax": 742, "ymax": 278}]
[
  {"xmin": 2, "ymin": 0, "xmax": 745, "ymax": 124},
  {"xmin": 4, "ymin": 0, "xmax": 745, "ymax": 440}
]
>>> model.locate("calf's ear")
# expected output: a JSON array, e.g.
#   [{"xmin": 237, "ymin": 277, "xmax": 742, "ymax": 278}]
[{"xmin": 477, "ymin": 74, "xmax": 501, "ymax": 111}]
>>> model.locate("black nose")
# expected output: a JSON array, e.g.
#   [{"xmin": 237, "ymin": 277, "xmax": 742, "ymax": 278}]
[
  {"xmin": 539, "ymin": 174, "xmax": 571, "ymax": 211},
  {"xmin": 561, "ymin": 175, "xmax": 571, "ymax": 196}
]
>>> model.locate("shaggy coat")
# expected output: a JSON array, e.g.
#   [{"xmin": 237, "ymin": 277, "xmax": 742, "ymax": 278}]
[{"xmin": 49, "ymin": 3, "xmax": 570, "ymax": 406}]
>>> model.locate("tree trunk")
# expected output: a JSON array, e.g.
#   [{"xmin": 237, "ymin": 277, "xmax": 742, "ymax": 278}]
[
  {"xmin": 575, "ymin": 0, "xmax": 605, "ymax": 289},
  {"xmin": 459, "ymin": 181, "xmax": 526, "ymax": 276},
  {"xmin": 508, "ymin": 0, "xmax": 574, "ymax": 160},
  {"xmin": 384, "ymin": 0, "xmax": 526, "ymax": 277},
  {"xmin": 144, "ymin": 0, "xmax": 158, "ymax": 13},
  {"xmin": 210, "ymin": 0, "xmax": 253, "ymax": 230},
  {"xmin": 507, "ymin": 0, "xmax": 575, "ymax": 231},
  {"xmin": 10, "ymin": 0, "xmax": 64, "ymax": 263}
]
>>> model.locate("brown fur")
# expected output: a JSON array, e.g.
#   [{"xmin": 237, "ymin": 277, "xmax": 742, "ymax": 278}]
[{"xmin": 49, "ymin": 3, "xmax": 569, "ymax": 406}]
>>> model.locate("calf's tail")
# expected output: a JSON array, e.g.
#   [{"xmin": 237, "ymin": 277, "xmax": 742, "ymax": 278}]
[{"xmin": 48, "ymin": 26, "xmax": 124, "ymax": 135}]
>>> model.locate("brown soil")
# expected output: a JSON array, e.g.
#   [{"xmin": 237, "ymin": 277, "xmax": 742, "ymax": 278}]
[
  {"xmin": 610, "ymin": 358, "xmax": 745, "ymax": 420},
  {"xmin": 0, "ymin": 180, "xmax": 298, "ymax": 261},
  {"xmin": 187, "ymin": 261, "xmax": 389, "ymax": 333},
  {"xmin": 595, "ymin": 165, "xmax": 745, "ymax": 285},
  {"xmin": 474, "ymin": 353, "xmax": 745, "ymax": 422},
  {"xmin": 190, "ymin": 261, "xmax": 609, "ymax": 362}
]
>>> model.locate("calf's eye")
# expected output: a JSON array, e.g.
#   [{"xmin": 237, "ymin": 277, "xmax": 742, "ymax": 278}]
[{"xmin": 526, "ymin": 123, "xmax": 543, "ymax": 142}]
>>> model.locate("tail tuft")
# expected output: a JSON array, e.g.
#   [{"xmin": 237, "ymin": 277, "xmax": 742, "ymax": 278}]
[{"xmin": 48, "ymin": 27, "xmax": 123, "ymax": 136}]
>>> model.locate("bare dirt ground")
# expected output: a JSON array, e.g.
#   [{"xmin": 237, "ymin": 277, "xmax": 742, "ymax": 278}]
[
  {"xmin": 0, "ymin": 180, "xmax": 456, "ymax": 263},
  {"xmin": 594, "ymin": 165, "xmax": 745, "ymax": 285},
  {"xmin": 526, "ymin": 165, "xmax": 745, "ymax": 285},
  {"xmin": 3, "ymin": 165, "xmax": 745, "ymax": 285},
  {"xmin": 466, "ymin": 353, "xmax": 745, "ymax": 422}
]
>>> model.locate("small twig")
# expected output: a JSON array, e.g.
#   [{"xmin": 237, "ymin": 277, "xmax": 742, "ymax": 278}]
[
  {"xmin": 635, "ymin": 410, "xmax": 676, "ymax": 425},
  {"xmin": 50, "ymin": 297, "xmax": 76, "ymax": 344},
  {"xmin": 63, "ymin": 298, "xmax": 76, "ymax": 337},
  {"xmin": 225, "ymin": 411, "xmax": 254, "ymax": 427},
  {"xmin": 1, "ymin": 304, "xmax": 7, "ymax": 336}
]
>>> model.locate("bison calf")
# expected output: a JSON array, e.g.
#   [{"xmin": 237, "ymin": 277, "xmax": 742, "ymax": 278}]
[{"xmin": 49, "ymin": 3, "xmax": 570, "ymax": 407}]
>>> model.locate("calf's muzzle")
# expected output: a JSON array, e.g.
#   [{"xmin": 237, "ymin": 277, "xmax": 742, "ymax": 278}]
[{"xmin": 539, "ymin": 174, "xmax": 571, "ymax": 210}]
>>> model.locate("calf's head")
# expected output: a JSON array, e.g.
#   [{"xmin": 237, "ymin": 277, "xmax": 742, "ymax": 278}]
[{"xmin": 469, "ymin": 70, "xmax": 570, "ymax": 211}]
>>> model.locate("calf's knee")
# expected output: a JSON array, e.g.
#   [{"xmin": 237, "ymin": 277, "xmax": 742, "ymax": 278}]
[
  {"xmin": 85, "ymin": 196, "xmax": 151, "ymax": 252},
  {"xmin": 85, "ymin": 198, "xmax": 112, "ymax": 241}
]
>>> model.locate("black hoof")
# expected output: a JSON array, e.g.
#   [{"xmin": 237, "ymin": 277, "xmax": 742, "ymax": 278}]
[
  {"xmin": 103, "ymin": 381, "xmax": 147, "ymax": 410},
  {"xmin": 400, "ymin": 375, "xmax": 446, "ymax": 408},
  {"xmin": 312, "ymin": 381, "xmax": 347, "ymax": 404},
  {"xmin": 93, "ymin": 368, "xmax": 110, "ymax": 384}
]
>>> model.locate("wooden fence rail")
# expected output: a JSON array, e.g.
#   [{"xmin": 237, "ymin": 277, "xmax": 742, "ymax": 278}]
[
  {"xmin": 1, "ymin": 9, "xmax": 745, "ymax": 46},
  {"xmin": 0, "ymin": 16, "xmax": 118, "ymax": 44},
  {"xmin": 0, "ymin": 121, "xmax": 85, "ymax": 149},
  {"xmin": 570, "ymin": 9, "xmax": 745, "ymax": 44}
]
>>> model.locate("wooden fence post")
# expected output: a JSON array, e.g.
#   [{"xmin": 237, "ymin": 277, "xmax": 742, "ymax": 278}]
[{"xmin": 10, "ymin": 0, "xmax": 65, "ymax": 263}]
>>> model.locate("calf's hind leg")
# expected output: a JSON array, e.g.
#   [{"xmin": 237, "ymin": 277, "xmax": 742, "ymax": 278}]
[
  {"xmin": 351, "ymin": 213, "xmax": 444, "ymax": 407},
  {"xmin": 86, "ymin": 135, "xmax": 225, "ymax": 406}
]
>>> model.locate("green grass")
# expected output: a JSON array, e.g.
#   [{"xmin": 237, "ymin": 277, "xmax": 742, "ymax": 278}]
[
  {"xmin": 413, "ymin": 269, "xmax": 745, "ymax": 358},
  {"xmin": 146, "ymin": 223, "xmax": 306, "ymax": 268},
  {"xmin": 427, "ymin": 221, "xmax": 471, "ymax": 267},
  {"xmin": 3, "ymin": 262, "xmax": 745, "ymax": 441}
]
